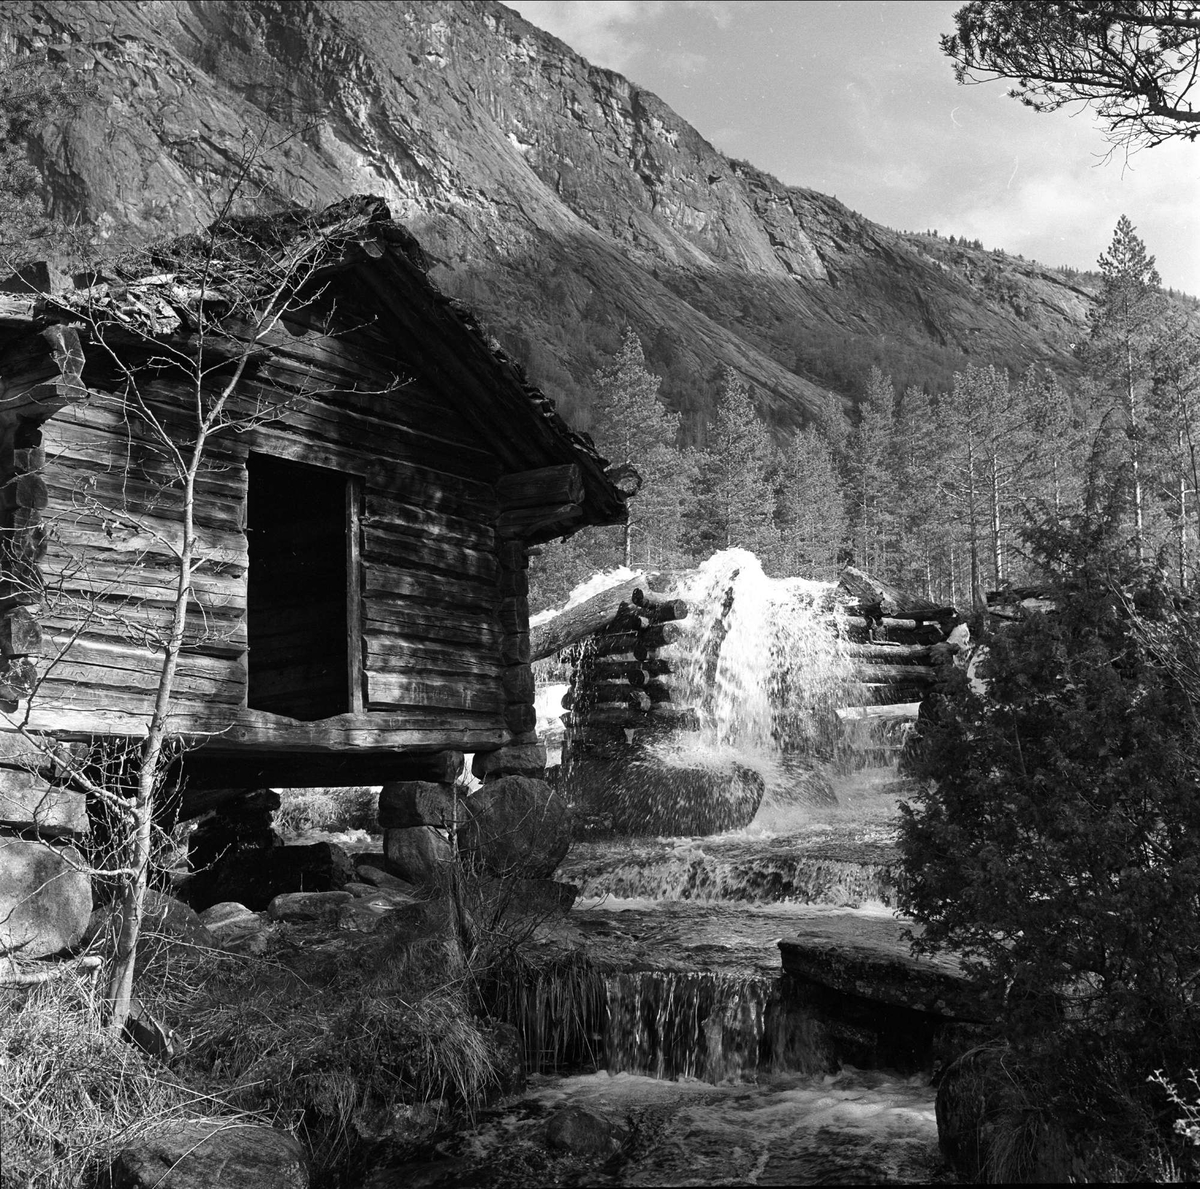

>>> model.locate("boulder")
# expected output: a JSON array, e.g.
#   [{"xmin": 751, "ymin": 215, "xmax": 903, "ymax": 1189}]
[
  {"xmin": 336, "ymin": 899, "xmax": 391, "ymax": 933},
  {"xmin": 107, "ymin": 1119, "xmax": 307, "ymax": 1188},
  {"xmin": 471, "ymin": 744, "xmax": 547, "ymax": 781},
  {"xmin": 266, "ymin": 890, "xmax": 355, "ymax": 923},
  {"xmin": 561, "ymin": 755, "xmax": 764, "ymax": 836},
  {"xmin": 142, "ymin": 890, "xmax": 213, "ymax": 947},
  {"xmin": 0, "ymin": 837, "xmax": 90, "ymax": 958},
  {"xmin": 355, "ymin": 864, "xmax": 419, "ymax": 896},
  {"xmin": 377, "ymin": 781, "xmax": 459, "ymax": 830},
  {"xmin": 457, "ymin": 776, "xmax": 571, "ymax": 879},
  {"xmin": 545, "ymin": 1105, "xmax": 626, "ymax": 1156},
  {"xmin": 778, "ymin": 912, "xmax": 989, "ymax": 1021},
  {"xmin": 198, "ymin": 902, "xmax": 270, "ymax": 954},
  {"xmin": 778, "ymin": 911, "xmax": 993, "ymax": 1072},
  {"xmin": 135, "ymin": 890, "xmax": 215, "ymax": 972},
  {"xmin": 383, "ymin": 826, "xmax": 453, "ymax": 886},
  {"xmin": 0, "ymin": 768, "xmax": 87, "ymax": 837}
]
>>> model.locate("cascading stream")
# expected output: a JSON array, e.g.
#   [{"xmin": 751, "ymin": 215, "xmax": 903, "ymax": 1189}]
[
  {"xmin": 447, "ymin": 553, "xmax": 945, "ymax": 1185},
  {"xmin": 642, "ymin": 549, "xmax": 863, "ymax": 812}
]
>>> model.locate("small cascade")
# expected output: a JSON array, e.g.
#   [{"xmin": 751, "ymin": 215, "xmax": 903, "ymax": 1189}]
[
  {"xmin": 485, "ymin": 957, "xmax": 828, "ymax": 1085},
  {"xmin": 604, "ymin": 970, "xmax": 826, "ymax": 1082},
  {"xmin": 565, "ymin": 842, "xmax": 898, "ymax": 906}
]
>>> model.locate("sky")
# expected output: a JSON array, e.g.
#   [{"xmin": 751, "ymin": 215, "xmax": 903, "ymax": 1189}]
[{"xmin": 506, "ymin": 0, "xmax": 1200, "ymax": 294}]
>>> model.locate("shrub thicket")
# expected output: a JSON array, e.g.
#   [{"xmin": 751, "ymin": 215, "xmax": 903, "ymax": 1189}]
[{"xmin": 899, "ymin": 507, "xmax": 1200, "ymax": 1174}]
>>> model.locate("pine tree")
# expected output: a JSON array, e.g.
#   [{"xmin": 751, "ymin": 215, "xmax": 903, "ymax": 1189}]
[
  {"xmin": 893, "ymin": 385, "xmax": 943, "ymax": 598},
  {"xmin": 1149, "ymin": 315, "xmax": 1200, "ymax": 586},
  {"xmin": 589, "ymin": 327, "xmax": 687, "ymax": 567},
  {"xmin": 1085, "ymin": 216, "xmax": 1167, "ymax": 565},
  {"xmin": 775, "ymin": 427, "xmax": 848, "ymax": 578},
  {"xmin": 847, "ymin": 367, "xmax": 898, "ymax": 574},
  {"xmin": 683, "ymin": 368, "xmax": 779, "ymax": 561}
]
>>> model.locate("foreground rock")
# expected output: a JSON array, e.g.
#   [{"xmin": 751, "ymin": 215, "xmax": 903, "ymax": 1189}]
[
  {"xmin": 0, "ymin": 838, "xmax": 90, "ymax": 958},
  {"xmin": 107, "ymin": 1119, "xmax": 307, "ymax": 1188},
  {"xmin": 545, "ymin": 1105, "xmax": 627, "ymax": 1156},
  {"xmin": 383, "ymin": 825, "xmax": 453, "ymax": 886},
  {"xmin": 458, "ymin": 776, "xmax": 571, "ymax": 878},
  {"xmin": 267, "ymin": 891, "xmax": 354, "ymax": 923},
  {"xmin": 561, "ymin": 755, "xmax": 764, "ymax": 836},
  {"xmin": 198, "ymin": 901, "xmax": 270, "ymax": 953}
]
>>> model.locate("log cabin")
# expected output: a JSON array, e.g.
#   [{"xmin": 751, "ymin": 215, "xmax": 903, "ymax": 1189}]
[{"xmin": 0, "ymin": 196, "xmax": 631, "ymax": 820}]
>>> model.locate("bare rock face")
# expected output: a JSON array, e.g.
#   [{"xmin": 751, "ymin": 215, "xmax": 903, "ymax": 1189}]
[
  {"xmin": 107, "ymin": 1119, "xmax": 308, "ymax": 1189},
  {"xmin": 458, "ymin": 776, "xmax": 571, "ymax": 879},
  {"xmin": 0, "ymin": 837, "xmax": 90, "ymax": 958},
  {"xmin": 7, "ymin": 1, "xmax": 1090, "ymax": 432}
]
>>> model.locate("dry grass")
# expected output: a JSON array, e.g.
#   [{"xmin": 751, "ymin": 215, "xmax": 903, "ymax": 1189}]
[
  {"xmin": 3, "ymin": 906, "xmax": 503, "ymax": 1189},
  {"xmin": 139, "ymin": 926, "xmax": 499, "ymax": 1185},
  {"xmin": 0, "ymin": 967, "xmax": 238, "ymax": 1189},
  {"xmin": 477, "ymin": 948, "xmax": 604, "ymax": 1074}
]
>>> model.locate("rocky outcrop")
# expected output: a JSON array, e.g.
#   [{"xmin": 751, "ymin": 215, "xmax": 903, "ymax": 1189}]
[
  {"xmin": 5, "ymin": 0, "xmax": 1091, "ymax": 432},
  {"xmin": 545, "ymin": 1105, "xmax": 627, "ymax": 1156}
]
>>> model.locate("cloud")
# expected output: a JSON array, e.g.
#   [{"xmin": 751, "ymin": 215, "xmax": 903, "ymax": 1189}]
[
  {"xmin": 505, "ymin": 1, "xmax": 666, "ymax": 71},
  {"xmin": 507, "ymin": 1, "xmax": 733, "ymax": 72},
  {"xmin": 939, "ymin": 146, "xmax": 1200, "ymax": 290},
  {"xmin": 661, "ymin": 48, "xmax": 707, "ymax": 77}
]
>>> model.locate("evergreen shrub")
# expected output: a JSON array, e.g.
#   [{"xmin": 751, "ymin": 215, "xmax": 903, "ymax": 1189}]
[{"xmin": 899, "ymin": 511, "xmax": 1200, "ymax": 1175}]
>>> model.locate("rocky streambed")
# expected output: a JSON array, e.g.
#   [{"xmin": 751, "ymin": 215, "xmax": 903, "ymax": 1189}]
[{"xmin": 359, "ymin": 770, "xmax": 988, "ymax": 1186}]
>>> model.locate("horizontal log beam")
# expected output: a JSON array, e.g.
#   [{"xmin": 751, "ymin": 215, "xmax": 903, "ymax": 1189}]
[{"xmin": 496, "ymin": 464, "xmax": 584, "ymax": 510}]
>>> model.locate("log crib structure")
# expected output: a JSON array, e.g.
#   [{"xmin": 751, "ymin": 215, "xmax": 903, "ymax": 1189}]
[
  {"xmin": 531, "ymin": 566, "xmax": 964, "ymax": 811},
  {"xmin": 0, "ymin": 197, "xmax": 631, "ymax": 883}
]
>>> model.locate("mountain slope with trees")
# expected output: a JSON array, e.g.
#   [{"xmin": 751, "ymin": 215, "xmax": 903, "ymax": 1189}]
[{"xmin": 2, "ymin": 0, "xmax": 1093, "ymax": 440}]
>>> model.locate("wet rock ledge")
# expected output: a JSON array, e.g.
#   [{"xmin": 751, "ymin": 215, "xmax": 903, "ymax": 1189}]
[{"xmin": 778, "ymin": 912, "xmax": 992, "ymax": 1071}]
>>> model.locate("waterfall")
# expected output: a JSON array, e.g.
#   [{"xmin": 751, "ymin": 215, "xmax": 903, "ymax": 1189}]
[{"xmin": 646, "ymin": 550, "xmax": 861, "ymax": 804}]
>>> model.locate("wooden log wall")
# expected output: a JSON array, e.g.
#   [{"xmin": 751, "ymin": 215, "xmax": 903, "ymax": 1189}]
[
  {"xmin": 562, "ymin": 591, "xmax": 693, "ymax": 764},
  {"xmin": 30, "ymin": 396, "xmax": 249, "ymax": 723},
  {"xmin": 2, "ymin": 301, "xmax": 522, "ymax": 743},
  {"xmin": 835, "ymin": 601, "xmax": 962, "ymax": 705}
]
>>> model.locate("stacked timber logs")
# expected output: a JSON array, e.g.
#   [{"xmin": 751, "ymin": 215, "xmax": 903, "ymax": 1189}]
[
  {"xmin": 0, "ymin": 732, "xmax": 91, "ymax": 959},
  {"xmin": 836, "ymin": 566, "xmax": 963, "ymax": 705},
  {"xmin": 558, "ymin": 589, "xmax": 693, "ymax": 764}
]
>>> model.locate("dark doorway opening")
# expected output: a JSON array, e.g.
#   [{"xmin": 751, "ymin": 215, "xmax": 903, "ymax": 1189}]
[{"xmin": 246, "ymin": 453, "xmax": 349, "ymax": 720}]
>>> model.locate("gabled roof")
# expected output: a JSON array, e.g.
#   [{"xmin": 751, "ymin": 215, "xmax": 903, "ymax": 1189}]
[{"xmin": 0, "ymin": 195, "xmax": 629, "ymax": 528}]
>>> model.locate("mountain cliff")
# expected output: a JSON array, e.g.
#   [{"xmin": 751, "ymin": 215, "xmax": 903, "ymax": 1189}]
[{"xmin": 4, "ymin": 0, "xmax": 1093, "ymax": 435}]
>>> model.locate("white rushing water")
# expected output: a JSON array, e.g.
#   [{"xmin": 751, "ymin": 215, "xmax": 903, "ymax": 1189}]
[{"xmin": 642, "ymin": 550, "xmax": 861, "ymax": 809}]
